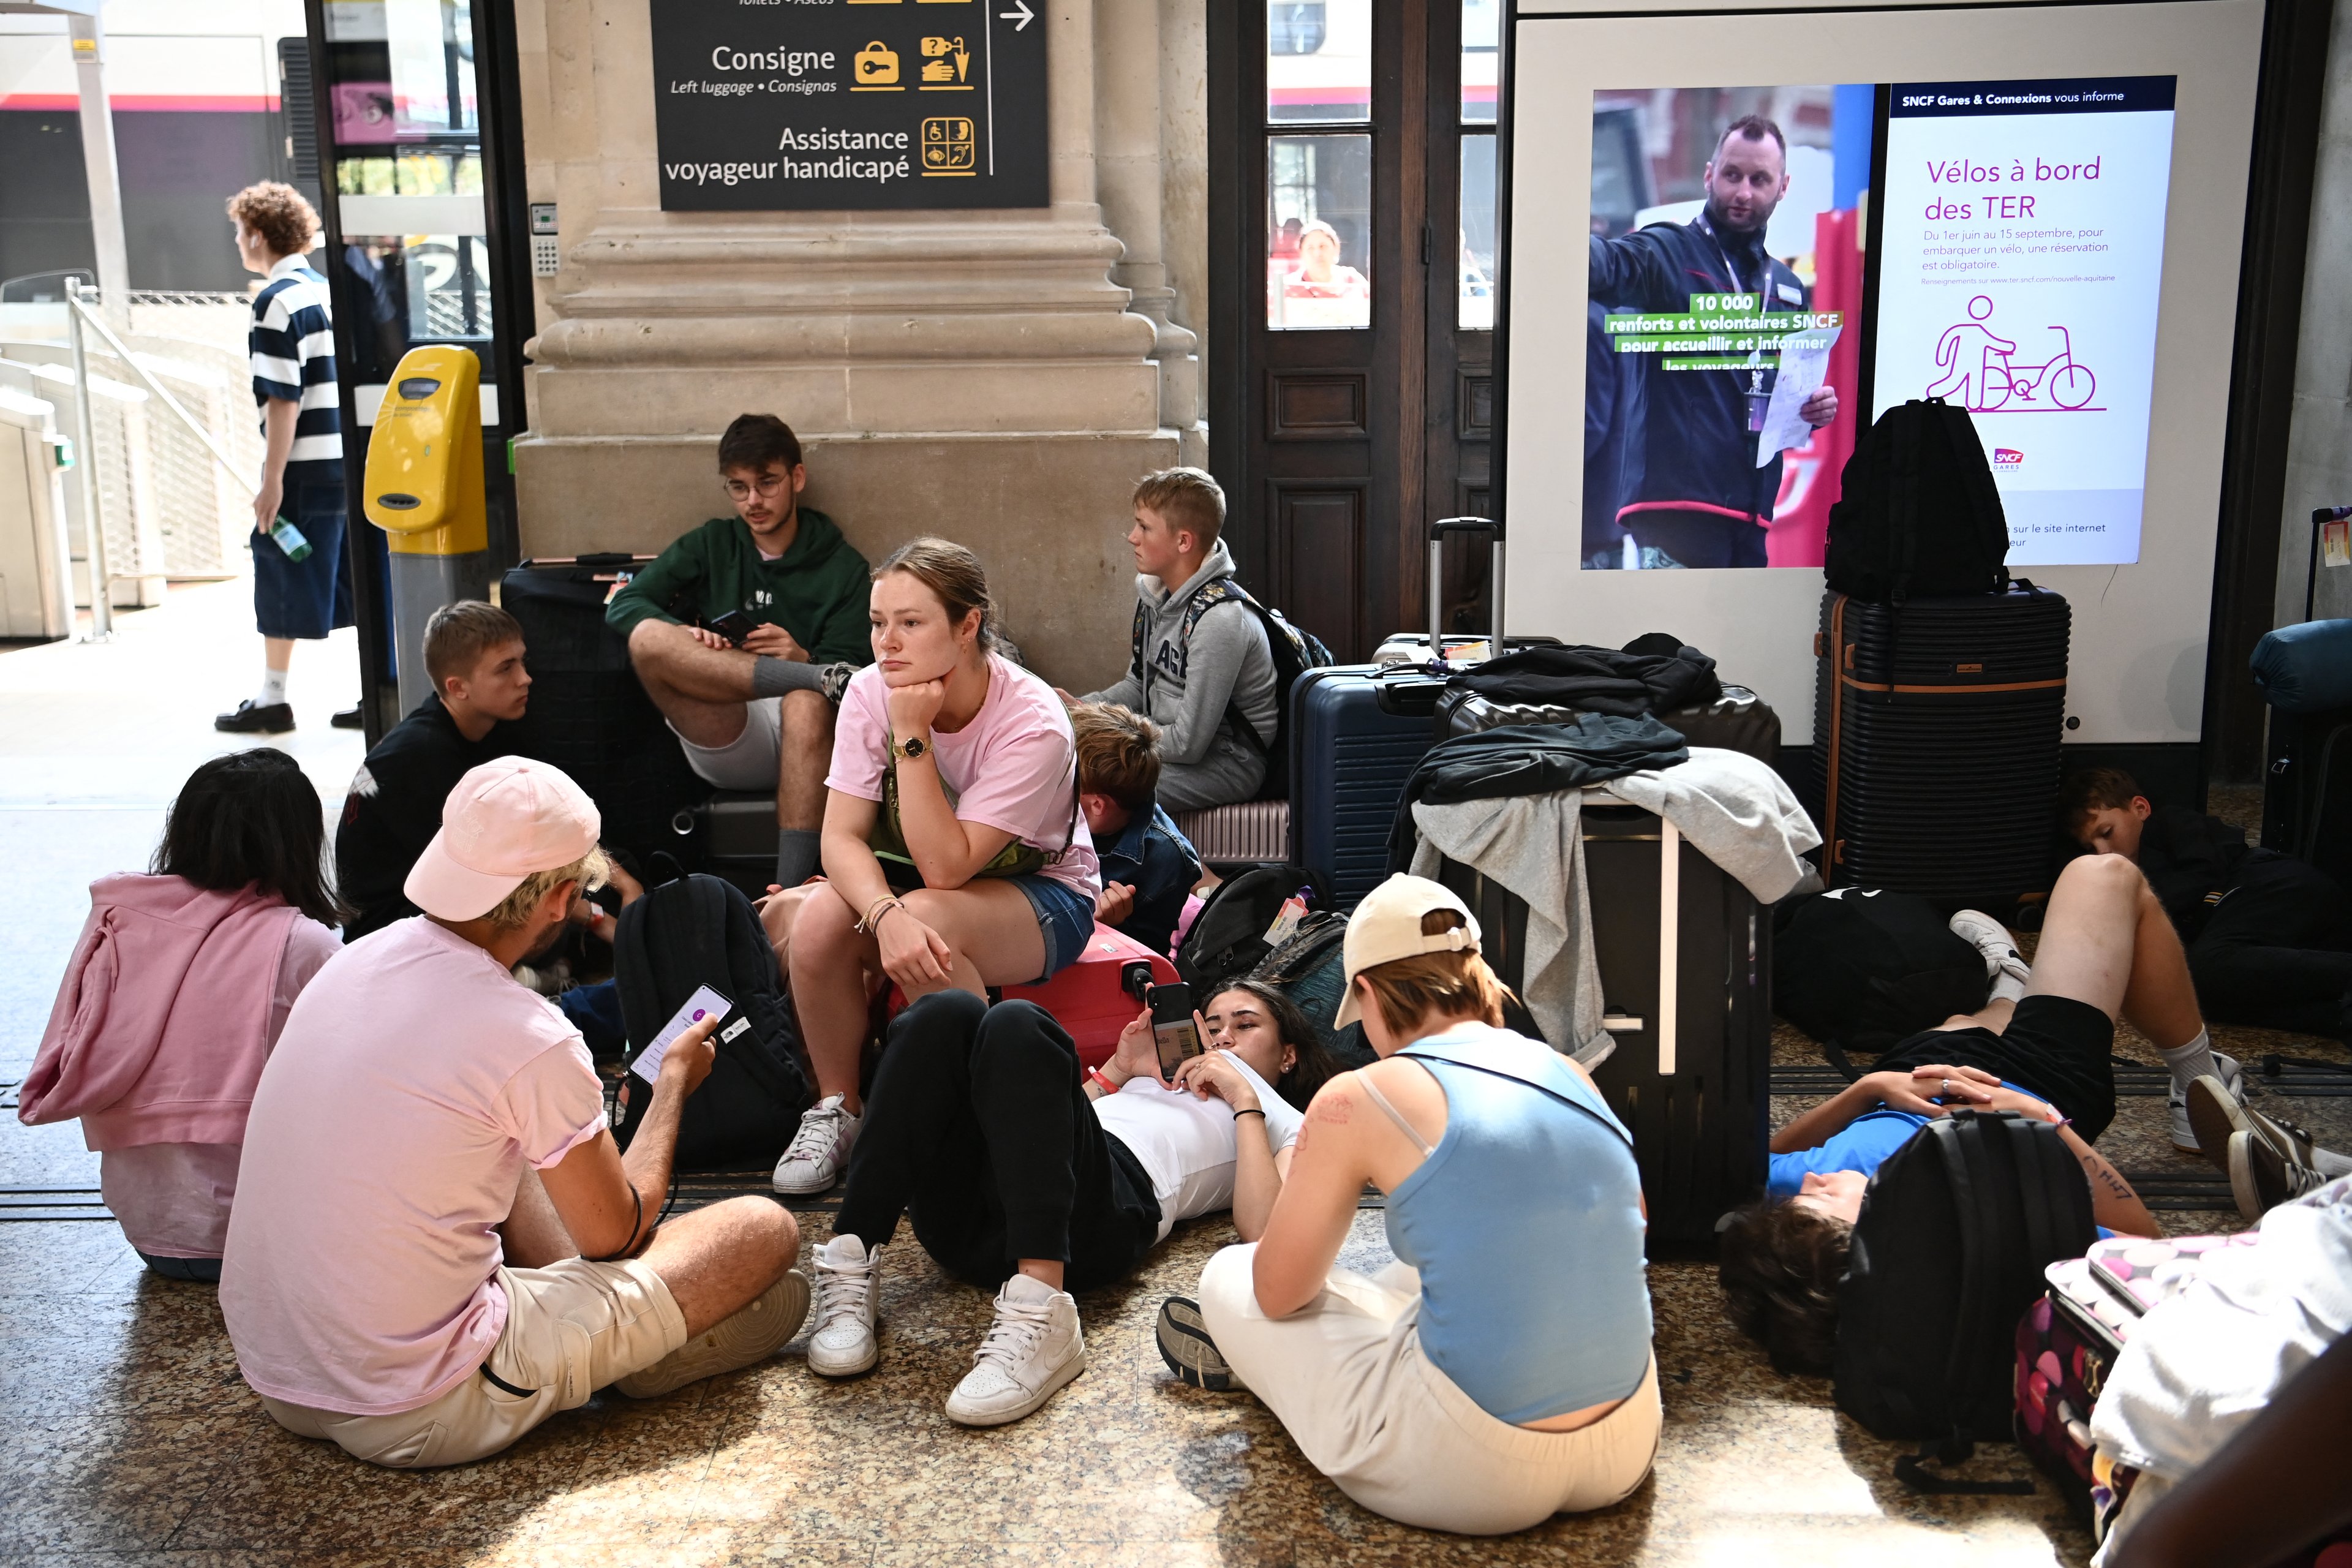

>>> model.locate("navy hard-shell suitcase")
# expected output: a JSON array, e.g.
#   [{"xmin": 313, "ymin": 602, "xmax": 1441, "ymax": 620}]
[{"xmin": 1289, "ymin": 664, "xmax": 1447, "ymax": 908}]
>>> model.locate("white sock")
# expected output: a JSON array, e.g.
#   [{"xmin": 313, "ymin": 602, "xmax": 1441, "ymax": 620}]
[
  {"xmin": 257, "ymin": 667, "xmax": 288, "ymax": 707},
  {"xmin": 1989, "ymin": 968, "xmax": 2029, "ymax": 1006},
  {"xmin": 2157, "ymin": 1028, "xmax": 2220, "ymax": 1090},
  {"xmin": 2316, "ymin": 1147, "xmax": 2352, "ymax": 1178}
]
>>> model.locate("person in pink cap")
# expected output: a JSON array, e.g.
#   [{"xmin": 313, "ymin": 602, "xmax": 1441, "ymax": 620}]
[{"xmin": 220, "ymin": 757, "xmax": 807, "ymax": 1468}]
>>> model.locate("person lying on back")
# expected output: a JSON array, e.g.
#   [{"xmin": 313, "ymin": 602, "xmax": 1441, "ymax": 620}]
[
  {"xmin": 1073, "ymin": 469, "xmax": 1279, "ymax": 812},
  {"xmin": 1717, "ymin": 854, "xmax": 2233, "ymax": 1376},
  {"xmin": 337, "ymin": 600, "xmax": 532, "ymax": 941},
  {"xmin": 608, "ymin": 413, "xmax": 870, "ymax": 891},
  {"xmin": 1068, "ymin": 701, "xmax": 1200, "ymax": 958}
]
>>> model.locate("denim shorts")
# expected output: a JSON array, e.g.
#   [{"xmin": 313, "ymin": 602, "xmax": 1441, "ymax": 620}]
[
  {"xmin": 251, "ymin": 460, "xmax": 351, "ymax": 639},
  {"xmin": 1012, "ymin": 873, "xmax": 1098, "ymax": 982}
]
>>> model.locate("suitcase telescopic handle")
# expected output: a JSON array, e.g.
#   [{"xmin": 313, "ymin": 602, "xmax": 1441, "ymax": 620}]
[{"xmin": 1426, "ymin": 516, "xmax": 1505, "ymax": 657}]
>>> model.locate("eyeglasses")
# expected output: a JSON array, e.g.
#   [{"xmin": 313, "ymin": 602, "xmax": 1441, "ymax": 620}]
[{"xmin": 723, "ymin": 475, "xmax": 792, "ymax": 501}]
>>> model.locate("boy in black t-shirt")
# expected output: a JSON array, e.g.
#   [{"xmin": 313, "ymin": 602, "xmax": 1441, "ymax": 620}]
[
  {"xmin": 336, "ymin": 601, "xmax": 534, "ymax": 941},
  {"xmin": 2064, "ymin": 768, "xmax": 2352, "ymax": 1044}
]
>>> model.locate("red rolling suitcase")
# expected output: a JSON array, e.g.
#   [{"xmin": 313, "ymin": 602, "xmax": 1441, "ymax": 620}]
[{"xmin": 999, "ymin": 924, "xmax": 1177, "ymax": 1068}]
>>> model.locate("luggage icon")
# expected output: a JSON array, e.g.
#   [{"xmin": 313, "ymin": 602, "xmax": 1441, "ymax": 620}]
[
  {"xmin": 853, "ymin": 41, "xmax": 899, "ymax": 85},
  {"xmin": 921, "ymin": 116, "xmax": 976, "ymax": 173}
]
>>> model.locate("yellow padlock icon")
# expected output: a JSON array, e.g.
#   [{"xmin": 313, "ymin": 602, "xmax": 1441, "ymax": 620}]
[{"xmin": 854, "ymin": 41, "xmax": 898, "ymax": 85}]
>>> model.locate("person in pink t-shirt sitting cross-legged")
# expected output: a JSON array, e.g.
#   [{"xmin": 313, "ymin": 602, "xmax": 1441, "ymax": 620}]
[
  {"xmin": 766, "ymin": 537, "xmax": 1102, "ymax": 1198},
  {"xmin": 220, "ymin": 758, "xmax": 807, "ymax": 1469}
]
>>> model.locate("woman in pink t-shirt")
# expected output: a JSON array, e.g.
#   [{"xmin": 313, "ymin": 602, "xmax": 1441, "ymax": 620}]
[{"xmin": 773, "ymin": 537, "xmax": 1102, "ymax": 1195}]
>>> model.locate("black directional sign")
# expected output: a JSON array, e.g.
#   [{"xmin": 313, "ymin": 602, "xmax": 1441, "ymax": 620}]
[{"xmin": 652, "ymin": 0, "xmax": 1047, "ymax": 211}]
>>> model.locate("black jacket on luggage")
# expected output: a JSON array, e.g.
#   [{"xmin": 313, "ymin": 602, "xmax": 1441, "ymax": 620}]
[{"xmin": 1383, "ymin": 715, "xmax": 1689, "ymax": 875}]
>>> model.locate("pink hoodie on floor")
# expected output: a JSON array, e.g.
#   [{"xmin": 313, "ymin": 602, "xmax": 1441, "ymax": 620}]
[{"xmin": 20, "ymin": 875, "xmax": 312, "ymax": 1150}]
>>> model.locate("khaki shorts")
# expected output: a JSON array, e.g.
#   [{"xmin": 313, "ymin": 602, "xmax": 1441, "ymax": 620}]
[{"xmin": 262, "ymin": 1256, "xmax": 687, "ymax": 1469}]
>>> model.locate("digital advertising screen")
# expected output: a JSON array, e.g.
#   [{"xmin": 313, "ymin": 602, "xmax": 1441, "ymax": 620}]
[
  {"xmin": 1872, "ymin": 78, "xmax": 2179, "ymax": 566},
  {"xmin": 1499, "ymin": 0, "xmax": 2262, "ymax": 746}
]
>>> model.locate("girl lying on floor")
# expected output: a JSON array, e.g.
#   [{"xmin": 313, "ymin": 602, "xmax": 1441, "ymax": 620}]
[
  {"xmin": 1717, "ymin": 852, "xmax": 2215, "ymax": 1374},
  {"xmin": 797, "ymin": 977, "xmax": 1340, "ymax": 1426}
]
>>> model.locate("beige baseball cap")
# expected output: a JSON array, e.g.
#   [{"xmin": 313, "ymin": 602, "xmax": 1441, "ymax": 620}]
[
  {"xmin": 404, "ymin": 756, "xmax": 600, "ymax": 922},
  {"xmin": 1332, "ymin": 873, "xmax": 1482, "ymax": 1029}
]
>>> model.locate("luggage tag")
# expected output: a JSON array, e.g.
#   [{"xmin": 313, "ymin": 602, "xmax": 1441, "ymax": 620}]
[
  {"xmin": 1262, "ymin": 888, "xmax": 1313, "ymax": 948},
  {"xmin": 630, "ymin": 984, "xmax": 734, "ymax": 1082}
]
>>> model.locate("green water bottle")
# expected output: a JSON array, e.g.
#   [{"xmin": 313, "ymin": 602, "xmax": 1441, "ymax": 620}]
[{"xmin": 269, "ymin": 514, "xmax": 312, "ymax": 562}]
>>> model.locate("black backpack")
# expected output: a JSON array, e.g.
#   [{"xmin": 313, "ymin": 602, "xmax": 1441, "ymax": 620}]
[
  {"xmin": 1774, "ymin": 889, "xmax": 1990, "ymax": 1071},
  {"xmin": 1824, "ymin": 399, "xmax": 2011, "ymax": 603},
  {"xmin": 612, "ymin": 873, "xmax": 812, "ymax": 1170},
  {"xmin": 1132, "ymin": 577, "xmax": 1335, "ymax": 799},
  {"xmin": 1834, "ymin": 1111, "xmax": 2096, "ymax": 1458},
  {"xmin": 1246, "ymin": 911, "xmax": 1374, "ymax": 1068},
  {"xmin": 1175, "ymin": 864, "xmax": 1335, "ymax": 993}
]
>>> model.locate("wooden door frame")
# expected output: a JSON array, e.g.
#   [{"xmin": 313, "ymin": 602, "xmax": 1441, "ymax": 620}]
[{"xmin": 1208, "ymin": 0, "xmax": 1430, "ymax": 655}]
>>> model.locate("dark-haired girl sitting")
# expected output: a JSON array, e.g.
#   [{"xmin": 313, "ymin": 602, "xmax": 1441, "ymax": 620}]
[
  {"xmin": 798, "ymin": 978, "xmax": 1341, "ymax": 1427},
  {"xmin": 1719, "ymin": 854, "xmax": 2188, "ymax": 1374},
  {"xmin": 19, "ymin": 750, "xmax": 346, "ymax": 1281}
]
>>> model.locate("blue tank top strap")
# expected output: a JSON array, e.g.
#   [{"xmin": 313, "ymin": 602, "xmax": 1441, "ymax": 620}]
[{"xmin": 1396, "ymin": 1030, "xmax": 1632, "ymax": 1149}]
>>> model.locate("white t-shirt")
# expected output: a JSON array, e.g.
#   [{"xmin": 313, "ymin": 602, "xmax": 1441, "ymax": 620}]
[
  {"xmin": 220, "ymin": 918, "xmax": 608, "ymax": 1416},
  {"xmin": 1091, "ymin": 1052, "xmax": 1305, "ymax": 1241},
  {"xmin": 2090, "ymin": 1173, "xmax": 2352, "ymax": 1482}
]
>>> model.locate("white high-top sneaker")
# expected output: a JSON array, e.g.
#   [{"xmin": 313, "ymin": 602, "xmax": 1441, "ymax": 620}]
[
  {"xmin": 773, "ymin": 1095, "xmax": 861, "ymax": 1194},
  {"xmin": 806, "ymin": 1233, "xmax": 883, "ymax": 1378},
  {"xmin": 943, "ymin": 1272, "xmax": 1087, "ymax": 1427}
]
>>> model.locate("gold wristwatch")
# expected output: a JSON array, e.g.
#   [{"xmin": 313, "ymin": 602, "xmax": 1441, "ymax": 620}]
[{"xmin": 894, "ymin": 734, "xmax": 929, "ymax": 761}]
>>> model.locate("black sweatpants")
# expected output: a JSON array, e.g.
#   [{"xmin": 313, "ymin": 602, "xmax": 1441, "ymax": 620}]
[
  {"xmin": 2189, "ymin": 853, "xmax": 2352, "ymax": 1038},
  {"xmin": 834, "ymin": 990, "xmax": 1162, "ymax": 1294}
]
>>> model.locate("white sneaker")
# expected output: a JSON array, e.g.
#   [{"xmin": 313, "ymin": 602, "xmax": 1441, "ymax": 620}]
[
  {"xmin": 2170, "ymin": 1052, "xmax": 2243, "ymax": 1155},
  {"xmin": 773, "ymin": 1095, "xmax": 860, "ymax": 1194},
  {"xmin": 1948, "ymin": 909, "xmax": 2032, "ymax": 1002},
  {"xmin": 806, "ymin": 1233, "xmax": 882, "ymax": 1378},
  {"xmin": 943, "ymin": 1272, "xmax": 1087, "ymax": 1427}
]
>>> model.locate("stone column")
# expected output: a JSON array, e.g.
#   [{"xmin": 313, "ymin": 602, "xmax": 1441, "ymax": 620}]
[{"xmin": 513, "ymin": 0, "xmax": 1181, "ymax": 682}]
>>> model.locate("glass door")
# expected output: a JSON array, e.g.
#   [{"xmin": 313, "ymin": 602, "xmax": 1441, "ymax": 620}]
[{"xmin": 302, "ymin": 0, "xmax": 532, "ymax": 736}]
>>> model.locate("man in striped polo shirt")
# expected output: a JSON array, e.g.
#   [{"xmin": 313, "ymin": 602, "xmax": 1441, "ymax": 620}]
[{"xmin": 219, "ymin": 183, "xmax": 350, "ymax": 734}]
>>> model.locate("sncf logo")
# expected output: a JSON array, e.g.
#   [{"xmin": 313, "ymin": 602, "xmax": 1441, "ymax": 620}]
[{"xmin": 1992, "ymin": 448, "xmax": 2024, "ymax": 469}]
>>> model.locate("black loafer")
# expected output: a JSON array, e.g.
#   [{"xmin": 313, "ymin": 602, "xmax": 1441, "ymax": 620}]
[
  {"xmin": 331, "ymin": 706, "xmax": 364, "ymax": 729},
  {"xmin": 214, "ymin": 700, "xmax": 295, "ymax": 734}
]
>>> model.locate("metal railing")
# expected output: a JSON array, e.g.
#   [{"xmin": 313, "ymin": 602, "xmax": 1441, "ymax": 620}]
[{"xmin": 64, "ymin": 282, "xmax": 255, "ymax": 638}]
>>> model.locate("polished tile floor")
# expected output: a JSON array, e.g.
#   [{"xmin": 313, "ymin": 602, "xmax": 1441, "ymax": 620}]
[{"xmin": 4, "ymin": 601, "xmax": 2345, "ymax": 1566}]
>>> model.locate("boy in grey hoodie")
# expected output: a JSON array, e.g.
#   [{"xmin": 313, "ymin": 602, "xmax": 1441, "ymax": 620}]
[{"xmin": 1076, "ymin": 469, "xmax": 1278, "ymax": 812}]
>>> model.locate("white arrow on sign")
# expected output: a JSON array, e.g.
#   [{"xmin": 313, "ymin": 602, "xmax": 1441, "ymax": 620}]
[{"xmin": 1000, "ymin": 0, "xmax": 1034, "ymax": 29}]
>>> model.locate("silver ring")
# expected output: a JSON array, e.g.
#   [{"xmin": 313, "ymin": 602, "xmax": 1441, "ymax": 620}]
[{"xmin": 1942, "ymin": 1077, "xmax": 1952, "ymax": 1097}]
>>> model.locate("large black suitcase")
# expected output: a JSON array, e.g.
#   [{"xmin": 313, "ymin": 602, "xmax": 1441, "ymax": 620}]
[
  {"xmin": 1816, "ymin": 584, "xmax": 2069, "ymax": 905},
  {"xmin": 2262, "ymin": 706, "xmax": 2352, "ymax": 894},
  {"xmin": 498, "ymin": 554, "xmax": 709, "ymax": 870},
  {"xmin": 1433, "ymin": 804, "xmax": 1771, "ymax": 1248}
]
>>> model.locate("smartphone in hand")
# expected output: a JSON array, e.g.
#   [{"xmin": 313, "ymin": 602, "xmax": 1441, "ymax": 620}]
[
  {"xmin": 1150, "ymin": 981, "xmax": 1201, "ymax": 1081},
  {"xmin": 630, "ymin": 985, "xmax": 733, "ymax": 1082},
  {"xmin": 707, "ymin": 610, "xmax": 756, "ymax": 646}
]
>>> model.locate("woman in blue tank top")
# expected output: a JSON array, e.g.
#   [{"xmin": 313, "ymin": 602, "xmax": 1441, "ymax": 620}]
[{"xmin": 1158, "ymin": 874, "xmax": 1660, "ymax": 1535}]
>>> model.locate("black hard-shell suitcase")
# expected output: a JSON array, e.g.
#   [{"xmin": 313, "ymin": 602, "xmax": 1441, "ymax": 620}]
[
  {"xmin": 1435, "ymin": 684, "xmax": 1783, "ymax": 766},
  {"xmin": 2262, "ymin": 707, "xmax": 2352, "ymax": 894},
  {"xmin": 681, "ymin": 791, "xmax": 778, "ymax": 899},
  {"xmin": 1816, "ymin": 584, "xmax": 2069, "ymax": 905},
  {"xmin": 499, "ymin": 554, "xmax": 709, "ymax": 870},
  {"xmin": 1434, "ymin": 804, "xmax": 1771, "ymax": 1248}
]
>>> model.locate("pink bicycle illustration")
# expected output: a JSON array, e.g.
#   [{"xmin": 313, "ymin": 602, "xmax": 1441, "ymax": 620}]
[
  {"xmin": 1983, "ymin": 325, "xmax": 2098, "ymax": 411},
  {"xmin": 1926, "ymin": 296, "xmax": 2100, "ymax": 412}
]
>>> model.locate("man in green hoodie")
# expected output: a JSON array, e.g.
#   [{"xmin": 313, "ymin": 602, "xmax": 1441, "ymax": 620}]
[{"xmin": 608, "ymin": 415, "xmax": 871, "ymax": 888}]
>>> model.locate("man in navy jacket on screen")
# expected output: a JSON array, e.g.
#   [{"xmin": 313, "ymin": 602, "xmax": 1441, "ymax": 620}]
[{"xmin": 1588, "ymin": 114, "xmax": 1839, "ymax": 568}]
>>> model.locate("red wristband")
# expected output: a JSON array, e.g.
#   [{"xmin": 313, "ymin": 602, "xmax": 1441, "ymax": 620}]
[{"xmin": 1086, "ymin": 1067, "xmax": 1118, "ymax": 1095}]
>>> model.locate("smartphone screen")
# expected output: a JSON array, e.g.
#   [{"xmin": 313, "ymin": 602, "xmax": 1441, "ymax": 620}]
[
  {"xmin": 707, "ymin": 611, "xmax": 755, "ymax": 646},
  {"xmin": 1149, "ymin": 981, "xmax": 1200, "ymax": 1080},
  {"xmin": 631, "ymin": 985, "xmax": 733, "ymax": 1082}
]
